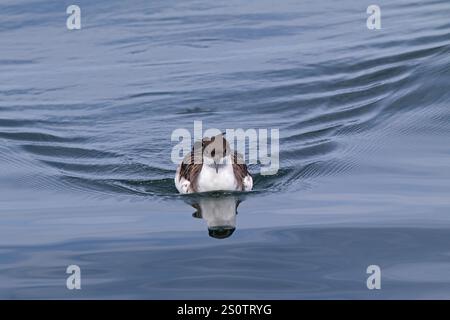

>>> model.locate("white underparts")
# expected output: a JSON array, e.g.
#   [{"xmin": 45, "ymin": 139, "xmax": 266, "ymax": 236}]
[
  {"xmin": 175, "ymin": 155, "xmax": 253, "ymax": 194},
  {"xmin": 196, "ymin": 159, "xmax": 237, "ymax": 193}
]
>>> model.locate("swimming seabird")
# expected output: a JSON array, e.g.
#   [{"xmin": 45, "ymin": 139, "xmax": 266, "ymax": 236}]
[{"xmin": 175, "ymin": 133, "xmax": 253, "ymax": 194}]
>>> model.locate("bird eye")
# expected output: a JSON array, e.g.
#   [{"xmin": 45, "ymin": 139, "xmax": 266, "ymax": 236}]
[{"xmin": 211, "ymin": 150, "xmax": 216, "ymax": 157}]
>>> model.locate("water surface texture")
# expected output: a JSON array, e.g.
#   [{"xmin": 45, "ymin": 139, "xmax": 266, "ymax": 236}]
[{"xmin": 1, "ymin": 0, "xmax": 450, "ymax": 299}]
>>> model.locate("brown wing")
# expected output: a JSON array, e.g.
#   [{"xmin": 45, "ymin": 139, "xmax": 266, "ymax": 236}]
[
  {"xmin": 178, "ymin": 141, "xmax": 203, "ymax": 192},
  {"xmin": 232, "ymin": 151, "xmax": 251, "ymax": 191}
]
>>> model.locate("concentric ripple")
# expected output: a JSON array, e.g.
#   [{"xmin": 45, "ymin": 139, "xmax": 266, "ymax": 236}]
[{"xmin": 0, "ymin": 0, "xmax": 449, "ymax": 198}]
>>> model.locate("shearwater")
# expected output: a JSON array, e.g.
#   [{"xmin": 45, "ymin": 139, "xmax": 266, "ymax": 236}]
[{"xmin": 175, "ymin": 133, "xmax": 253, "ymax": 193}]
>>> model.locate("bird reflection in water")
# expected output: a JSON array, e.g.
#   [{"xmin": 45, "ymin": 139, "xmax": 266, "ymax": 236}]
[{"xmin": 184, "ymin": 194, "xmax": 244, "ymax": 239}]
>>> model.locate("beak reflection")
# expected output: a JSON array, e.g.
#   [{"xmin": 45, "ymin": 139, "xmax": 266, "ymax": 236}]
[{"xmin": 185, "ymin": 194, "xmax": 244, "ymax": 239}]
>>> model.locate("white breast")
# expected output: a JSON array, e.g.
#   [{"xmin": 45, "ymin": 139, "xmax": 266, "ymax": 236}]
[{"xmin": 196, "ymin": 162, "xmax": 237, "ymax": 192}]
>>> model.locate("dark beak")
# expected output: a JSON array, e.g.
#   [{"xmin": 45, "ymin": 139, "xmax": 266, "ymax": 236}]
[{"xmin": 214, "ymin": 161, "xmax": 219, "ymax": 173}]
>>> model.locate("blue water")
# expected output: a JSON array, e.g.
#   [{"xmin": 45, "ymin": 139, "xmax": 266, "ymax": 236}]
[{"xmin": 1, "ymin": 0, "xmax": 450, "ymax": 299}]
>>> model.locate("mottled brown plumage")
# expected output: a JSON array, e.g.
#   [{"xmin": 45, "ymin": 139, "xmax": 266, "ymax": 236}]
[
  {"xmin": 179, "ymin": 149, "xmax": 203, "ymax": 192},
  {"xmin": 232, "ymin": 151, "xmax": 250, "ymax": 191},
  {"xmin": 177, "ymin": 134, "xmax": 251, "ymax": 192}
]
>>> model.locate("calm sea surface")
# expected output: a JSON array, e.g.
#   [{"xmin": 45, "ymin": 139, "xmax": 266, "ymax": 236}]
[{"xmin": 1, "ymin": 0, "xmax": 450, "ymax": 299}]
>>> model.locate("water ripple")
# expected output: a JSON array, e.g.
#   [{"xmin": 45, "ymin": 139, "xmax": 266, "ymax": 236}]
[{"xmin": 0, "ymin": 0, "xmax": 449, "ymax": 199}]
